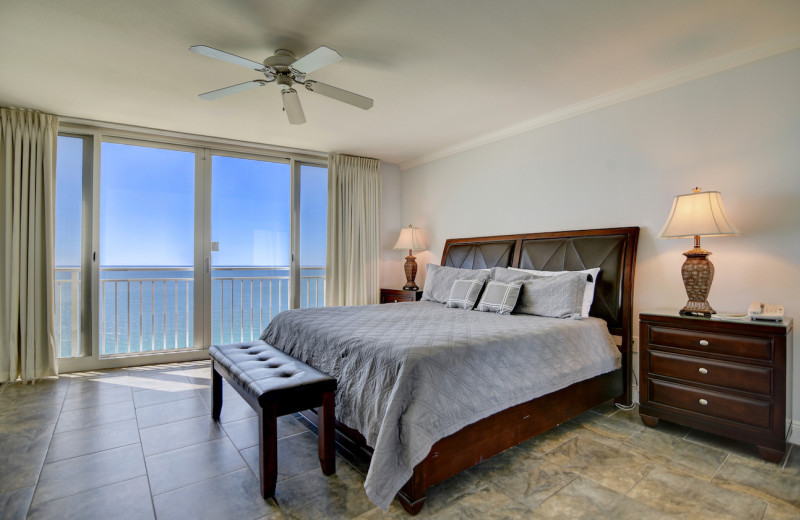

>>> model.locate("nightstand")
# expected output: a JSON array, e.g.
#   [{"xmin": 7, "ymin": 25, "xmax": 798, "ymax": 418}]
[
  {"xmin": 639, "ymin": 312, "xmax": 793, "ymax": 462},
  {"xmin": 380, "ymin": 288, "xmax": 423, "ymax": 304}
]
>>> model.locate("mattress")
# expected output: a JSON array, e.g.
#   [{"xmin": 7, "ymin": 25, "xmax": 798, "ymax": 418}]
[{"xmin": 261, "ymin": 300, "xmax": 621, "ymax": 509}]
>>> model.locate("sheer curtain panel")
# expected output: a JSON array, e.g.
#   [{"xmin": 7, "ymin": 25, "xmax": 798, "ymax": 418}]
[
  {"xmin": 0, "ymin": 108, "xmax": 59, "ymax": 382},
  {"xmin": 325, "ymin": 154, "xmax": 381, "ymax": 306}
]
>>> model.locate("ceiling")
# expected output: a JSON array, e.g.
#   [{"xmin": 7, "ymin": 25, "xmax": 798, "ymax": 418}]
[{"xmin": 2, "ymin": 0, "xmax": 799, "ymax": 166}]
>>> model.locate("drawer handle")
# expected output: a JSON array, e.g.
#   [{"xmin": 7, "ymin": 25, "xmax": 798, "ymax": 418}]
[
  {"xmin": 698, "ymin": 367, "xmax": 708, "ymax": 375},
  {"xmin": 699, "ymin": 340, "xmax": 709, "ymax": 346},
  {"xmin": 698, "ymin": 398, "xmax": 708, "ymax": 406},
  {"xmin": 393, "ymin": 299, "xmax": 398, "ymax": 303}
]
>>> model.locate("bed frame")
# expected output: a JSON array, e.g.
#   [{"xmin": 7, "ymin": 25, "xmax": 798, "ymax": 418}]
[{"xmin": 300, "ymin": 227, "xmax": 639, "ymax": 514}]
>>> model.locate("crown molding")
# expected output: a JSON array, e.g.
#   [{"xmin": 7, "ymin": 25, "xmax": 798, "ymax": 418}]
[{"xmin": 399, "ymin": 31, "xmax": 800, "ymax": 171}]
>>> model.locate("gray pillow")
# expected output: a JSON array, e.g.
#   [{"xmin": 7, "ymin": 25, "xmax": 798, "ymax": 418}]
[
  {"xmin": 422, "ymin": 264, "xmax": 489, "ymax": 304},
  {"xmin": 490, "ymin": 266, "xmax": 534, "ymax": 283},
  {"xmin": 510, "ymin": 267, "xmax": 600, "ymax": 318},
  {"xmin": 445, "ymin": 278, "xmax": 486, "ymax": 310},
  {"xmin": 475, "ymin": 280, "xmax": 523, "ymax": 315},
  {"xmin": 516, "ymin": 272, "xmax": 587, "ymax": 319}
]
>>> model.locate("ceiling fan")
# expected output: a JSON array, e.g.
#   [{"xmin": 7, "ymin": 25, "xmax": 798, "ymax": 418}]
[{"xmin": 189, "ymin": 44, "xmax": 373, "ymax": 125}]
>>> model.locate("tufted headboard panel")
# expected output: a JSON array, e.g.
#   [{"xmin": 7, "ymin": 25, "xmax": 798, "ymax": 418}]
[
  {"xmin": 442, "ymin": 240, "xmax": 516, "ymax": 270},
  {"xmin": 517, "ymin": 235, "xmax": 629, "ymax": 333}
]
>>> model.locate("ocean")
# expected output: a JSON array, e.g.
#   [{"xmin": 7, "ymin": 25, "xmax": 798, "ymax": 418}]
[{"xmin": 54, "ymin": 267, "xmax": 325, "ymax": 358}]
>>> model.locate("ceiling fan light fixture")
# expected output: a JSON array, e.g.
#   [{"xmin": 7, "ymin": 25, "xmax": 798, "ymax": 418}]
[{"xmin": 281, "ymin": 88, "xmax": 306, "ymax": 125}]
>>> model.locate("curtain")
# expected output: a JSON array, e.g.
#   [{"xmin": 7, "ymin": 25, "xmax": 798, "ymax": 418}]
[
  {"xmin": 0, "ymin": 107, "xmax": 59, "ymax": 383},
  {"xmin": 325, "ymin": 154, "xmax": 381, "ymax": 307}
]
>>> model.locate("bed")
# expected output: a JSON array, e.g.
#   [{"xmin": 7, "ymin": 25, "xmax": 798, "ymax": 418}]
[{"xmin": 261, "ymin": 227, "xmax": 639, "ymax": 514}]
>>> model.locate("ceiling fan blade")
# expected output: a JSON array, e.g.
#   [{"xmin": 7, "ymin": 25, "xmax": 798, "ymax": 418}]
[
  {"xmin": 198, "ymin": 80, "xmax": 268, "ymax": 100},
  {"xmin": 281, "ymin": 89, "xmax": 306, "ymax": 125},
  {"xmin": 291, "ymin": 46, "xmax": 342, "ymax": 74},
  {"xmin": 304, "ymin": 80, "xmax": 373, "ymax": 110},
  {"xmin": 190, "ymin": 45, "xmax": 266, "ymax": 71}
]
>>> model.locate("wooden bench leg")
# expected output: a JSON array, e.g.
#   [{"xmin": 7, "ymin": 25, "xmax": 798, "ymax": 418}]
[
  {"xmin": 258, "ymin": 404, "xmax": 278, "ymax": 498},
  {"xmin": 318, "ymin": 391, "xmax": 336, "ymax": 476},
  {"xmin": 211, "ymin": 361, "xmax": 222, "ymax": 421}
]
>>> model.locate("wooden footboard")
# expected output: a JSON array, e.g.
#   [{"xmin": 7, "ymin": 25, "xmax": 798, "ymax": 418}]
[{"xmin": 300, "ymin": 368, "xmax": 622, "ymax": 514}]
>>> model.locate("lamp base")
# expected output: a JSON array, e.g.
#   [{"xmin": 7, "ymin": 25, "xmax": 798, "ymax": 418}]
[
  {"xmin": 403, "ymin": 254, "xmax": 419, "ymax": 292},
  {"xmin": 679, "ymin": 301, "xmax": 715, "ymax": 317},
  {"xmin": 679, "ymin": 245, "xmax": 715, "ymax": 317}
]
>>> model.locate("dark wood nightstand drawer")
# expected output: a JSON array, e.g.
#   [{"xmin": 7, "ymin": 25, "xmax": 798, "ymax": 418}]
[
  {"xmin": 380, "ymin": 289, "xmax": 423, "ymax": 304},
  {"xmin": 649, "ymin": 350, "xmax": 773, "ymax": 396},
  {"xmin": 648, "ymin": 326, "xmax": 773, "ymax": 360},
  {"xmin": 648, "ymin": 379, "xmax": 772, "ymax": 430},
  {"xmin": 381, "ymin": 294, "xmax": 415, "ymax": 303}
]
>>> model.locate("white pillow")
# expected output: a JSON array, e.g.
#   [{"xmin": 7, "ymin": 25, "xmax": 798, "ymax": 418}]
[{"xmin": 510, "ymin": 267, "xmax": 600, "ymax": 318}]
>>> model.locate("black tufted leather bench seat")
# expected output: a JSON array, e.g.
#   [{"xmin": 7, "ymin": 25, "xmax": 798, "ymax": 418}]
[{"xmin": 209, "ymin": 340, "xmax": 336, "ymax": 498}]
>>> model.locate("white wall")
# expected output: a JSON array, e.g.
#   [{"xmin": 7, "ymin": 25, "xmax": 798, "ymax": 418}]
[{"xmin": 384, "ymin": 48, "xmax": 800, "ymax": 432}]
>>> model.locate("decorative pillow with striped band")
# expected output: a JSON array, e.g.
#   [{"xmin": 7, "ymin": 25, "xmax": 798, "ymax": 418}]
[
  {"xmin": 475, "ymin": 280, "xmax": 523, "ymax": 315},
  {"xmin": 445, "ymin": 278, "xmax": 486, "ymax": 310}
]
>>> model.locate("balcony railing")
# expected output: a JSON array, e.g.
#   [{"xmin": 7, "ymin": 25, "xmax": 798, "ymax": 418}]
[
  {"xmin": 54, "ymin": 266, "xmax": 325, "ymax": 358},
  {"xmin": 55, "ymin": 267, "xmax": 82, "ymax": 358}
]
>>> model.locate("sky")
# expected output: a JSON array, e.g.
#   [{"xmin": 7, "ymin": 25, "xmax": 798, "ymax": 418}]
[
  {"xmin": 55, "ymin": 136, "xmax": 83, "ymax": 266},
  {"xmin": 55, "ymin": 136, "xmax": 327, "ymax": 268}
]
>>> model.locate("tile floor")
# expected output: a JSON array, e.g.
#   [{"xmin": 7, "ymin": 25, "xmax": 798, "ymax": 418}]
[{"xmin": 0, "ymin": 360, "xmax": 798, "ymax": 519}]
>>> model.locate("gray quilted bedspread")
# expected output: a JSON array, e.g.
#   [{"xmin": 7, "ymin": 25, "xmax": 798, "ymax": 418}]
[{"xmin": 260, "ymin": 301, "xmax": 620, "ymax": 510}]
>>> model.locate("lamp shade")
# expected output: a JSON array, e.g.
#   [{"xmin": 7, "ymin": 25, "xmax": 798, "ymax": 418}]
[
  {"xmin": 658, "ymin": 190, "xmax": 741, "ymax": 239},
  {"xmin": 393, "ymin": 226, "xmax": 427, "ymax": 251}
]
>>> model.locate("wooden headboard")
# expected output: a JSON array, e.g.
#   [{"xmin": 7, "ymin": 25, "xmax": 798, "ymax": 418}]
[{"xmin": 441, "ymin": 227, "xmax": 640, "ymax": 404}]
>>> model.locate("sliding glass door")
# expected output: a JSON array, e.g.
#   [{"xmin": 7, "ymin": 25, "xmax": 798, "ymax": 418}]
[
  {"xmin": 98, "ymin": 141, "xmax": 197, "ymax": 355},
  {"xmin": 299, "ymin": 164, "xmax": 327, "ymax": 309},
  {"xmin": 54, "ymin": 135, "xmax": 89, "ymax": 358},
  {"xmin": 210, "ymin": 154, "xmax": 291, "ymax": 345},
  {"xmin": 53, "ymin": 130, "xmax": 327, "ymax": 367}
]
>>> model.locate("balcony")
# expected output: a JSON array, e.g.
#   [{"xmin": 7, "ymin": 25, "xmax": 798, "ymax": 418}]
[{"xmin": 54, "ymin": 266, "xmax": 325, "ymax": 358}]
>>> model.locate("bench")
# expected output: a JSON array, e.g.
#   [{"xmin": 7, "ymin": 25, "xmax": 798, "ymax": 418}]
[{"xmin": 209, "ymin": 340, "xmax": 337, "ymax": 498}]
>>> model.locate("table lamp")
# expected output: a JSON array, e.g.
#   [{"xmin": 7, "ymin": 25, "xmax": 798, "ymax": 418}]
[
  {"xmin": 658, "ymin": 187, "xmax": 741, "ymax": 316},
  {"xmin": 393, "ymin": 225, "xmax": 427, "ymax": 291}
]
